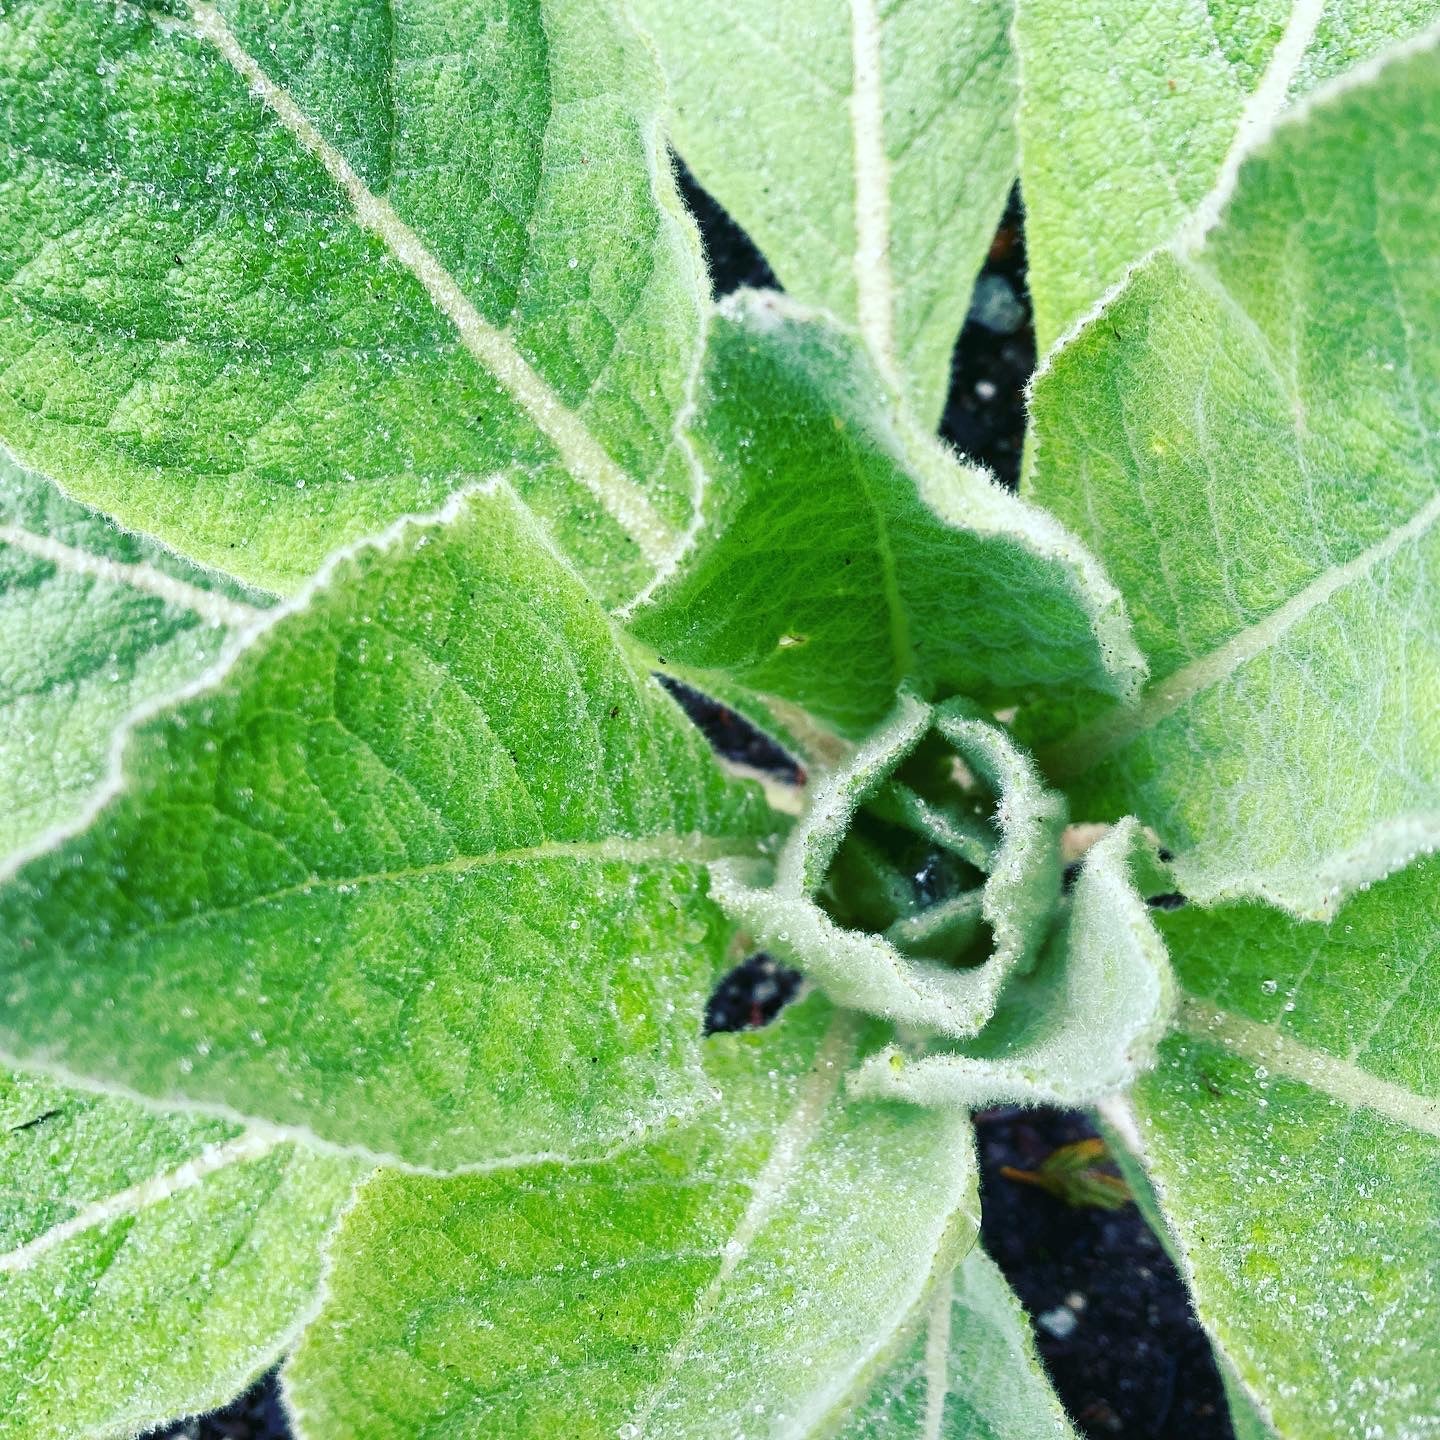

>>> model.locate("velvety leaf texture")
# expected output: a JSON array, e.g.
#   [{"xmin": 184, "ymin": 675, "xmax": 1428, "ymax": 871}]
[
  {"xmin": 0, "ymin": 448, "xmax": 267, "ymax": 861},
  {"xmin": 630, "ymin": 0, "xmax": 1017, "ymax": 421},
  {"xmin": 0, "ymin": 485, "xmax": 774, "ymax": 1171},
  {"xmin": 854, "ymin": 820, "xmax": 1175, "ymax": 1109},
  {"xmin": 284, "ymin": 997, "xmax": 979, "ymax": 1440},
  {"xmin": 630, "ymin": 294, "xmax": 1142, "ymax": 738},
  {"xmin": 835, "ymin": 1246, "xmax": 1075, "ymax": 1439},
  {"xmin": 1017, "ymin": 0, "xmax": 1440, "ymax": 344},
  {"xmin": 0, "ymin": 0, "xmax": 706, "ymax": 604},
  {"xmin": 1123, "ymin": 855, "xmax": 1440, "ymax": 1439},
  {"xmin": 714, "ymin": 694, "xmax": 1066, "ymax": 1040},
  {"xmin": 1029, "ymin": 36, "xmax": 1440, "ymax": 915},
  {"xmin": 0, "ymin": 1071, "xmax": 357, "ymax": 1440}
]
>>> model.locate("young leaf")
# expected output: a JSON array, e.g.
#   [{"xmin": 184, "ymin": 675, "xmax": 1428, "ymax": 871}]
[
  {"xmin": 0, "ymin": 449, "xmax": 267, "ymax": 861},
  {"xmin": 835, "ymin": 1245, "xmax": 1076, "ymax": 1439},
  {"xmin": 0, "ymin": 485, "xmax": 775, "ymax": 1172},
  {"xmin": 854, "ymin": 820, "xmax": 1174, "ymax": 1108},
  {"xmin": 1029, "ymin": 37, "xmax": 1440, "ymax": 916},
  {"xmin": 715, "ymin": 694, "xmax": 1066, "ymax": 1038},
  {"xmin": 1017, "ymin": 0, "xmax": 1440, "ymax": 345},
  {"xmin": 283, "ymin": 996, "xmax": 979, "ymax": 1440},
  {"xmin": 628, "ymin": 294, "xmax": 1142, "ymax": 738},
  {"xmin": 1117, "ymin": 855, "xmax": 1440, "ymax": 1440},
  {"xmin": 0, "ymin": 1071, "xmax": 357, "ymax": 1440},
  {"xmin": 0, "ymin": 0, "xmax": 706, "ymax": 604},
  {"xmin": 629, "ymin": 0, "xmax": 1017, "ymax": 421}
]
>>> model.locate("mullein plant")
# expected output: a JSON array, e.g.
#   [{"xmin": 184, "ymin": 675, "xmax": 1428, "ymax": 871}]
[{"xmin": 0, "ymin": 1, "xmax": 1435, "ymax": 1436}]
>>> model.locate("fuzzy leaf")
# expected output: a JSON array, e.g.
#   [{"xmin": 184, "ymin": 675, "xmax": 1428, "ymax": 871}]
[
  {"xmin": 716, "ymin": 695, "xmax": 1066, "ymax": 1038},
  {"xmin": 0, "ymin": 0, "xmax": 705, "ymax": 604},
  {"xmin": 0, "ymin": 1071, "xmax": 357, "ymax": 1440},
  {"xmin": 628, "ymin": 295, "xmax": 1142, "ymax": 739},
  {"xmin": 1119, "ymin": 855, "xmax": 1440, "ymax": 1440},
  {"xmin": 0, "ymin": 485, "xmax": 774, "ymax": 1171},
  {"xmin": 1017, "ymin": 0, "xmax": 1440, "ymax": 344},
  {"xmin": 854, "ymin": 820, "xmax": 1174, "ymax": 1108},
  {"xmin": 1029, "ymin": 38, "xmax": 1440, "ymax": 916},
  {"xmin": 0, "ymin": 449, "xmax": 268, "ymax": 861},
  {"xmin": 630, "ymin": 0, "xmax": 1017, "ymax": 421},
  {"xmin": 283, "ymin": 996, "xmax": 978, "ymax": 1440},
  {"xmin": 835, "ymin": 1245, "xmax": 1076, "ymax": 1439}
]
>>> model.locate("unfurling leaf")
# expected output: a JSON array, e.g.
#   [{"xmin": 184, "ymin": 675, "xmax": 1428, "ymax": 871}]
[
  {"xmin": 713, "ymin": 694, "xmax": 1066, "ymax": 1038},
  {"xmin": 630, "ymin": 295, "xmax": 1143, "ymax": 738},
  {"xmin": 854, "ymin": 820, "xmax": 1174, "ymax": 1109}
]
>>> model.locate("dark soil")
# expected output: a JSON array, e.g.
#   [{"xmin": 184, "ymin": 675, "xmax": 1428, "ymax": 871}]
[{"xmin": 157, "ymin": 171, "xmax": 1234, "ymax": 1440}]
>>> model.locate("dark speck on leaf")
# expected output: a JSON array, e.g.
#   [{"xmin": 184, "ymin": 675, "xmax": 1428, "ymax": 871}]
[{"xmin": 8, "ymin": 1107, "xmax": 62, "ymax": 1134}]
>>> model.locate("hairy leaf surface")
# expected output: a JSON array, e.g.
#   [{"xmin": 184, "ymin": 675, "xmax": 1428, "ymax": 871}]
[
  {"xmin": 835, "ymin": 1245, "xmax": 1075, "ymax": 1439},
  {"xmin": 630, "ymin": 294, "xmax": 1142, "ymax": 738},
  {"xmin": 854, "ymin": 821, "xmax": 1174, "ymax": 1108},
  {"xmin": 630, "ymin": 0, "xmax": 1016, "ymax": 421},
  {"xmin": 1123, "ymin": 856, "xmax": 1440, "ymax": 1439},
  {"xmin": 0, "ymin": 1072, "xmax": 356, "ymax": 1440},
  {"xmin": 284, "ymin": 997, "xmax": 978, "ymax": 1440},
  {"xmin": 0, "ymin": 449, "xmax": 267, "ymax": 861},
  {"xmin": 1029, "ymin": 39, "xmax": 1440, "ymax": 914},
  {"xmin": 0, "ymin": 486, "xmax": 773, "ymax": 1171},
  {"xmin": 716, "ymin": 695, "xmax": 1065, "ymax": 1039},
  {"xmin": 1018, "ymin": 0, "xmax": 1440, "ymax": 344},
  {"xmin": 0, "ymin": 0, "xmax": 706, "ymax": 603}
]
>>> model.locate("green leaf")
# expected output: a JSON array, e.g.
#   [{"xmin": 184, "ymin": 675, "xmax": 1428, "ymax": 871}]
[
  {"xmin": 1117, "ymin": 855, "xmax": 1440, "ymax": 1440},
  {"xmin": 0, "ymin": 0, "xmax": 706, "ymax": 604},
  {"xmin": 835, "ymin": 1245, "xmax": 1076, "ymax": 1439},
  {"xmin": 0, "ymin": 1071, "xmax": 357, "ymax": 1440},
  {"xmin": 628, "ymin": 294, "xmax": 1143, "ymax": 739},
  {"xmin": 0, "ymin": 484, "xmax": 775, "ymax": 1171},
  {"xmin": 1017, "ymin": 0, "xmax": 1440, "ymax": 345},
  {"xmin": 0, "ymin": 448, "xmax": 268, "ymax": 862},
  {"xmin": 715, "ymin": 694, "xmax": 1066, "ymax": 1039},
  {"xmin": 630, "ymin": 0, "xmax": 1017, "ymax": 421},
  {"xmin": 854, "ymin": 820, "xmax": 1174, "ymax": 1108},
  {"xmin": 1028, "ymin": 37, "xmax": 1440, "ymax": 916},
  {"xmin": 283, "ymin": 996, "xmax": 979, "ymax": 1439}
]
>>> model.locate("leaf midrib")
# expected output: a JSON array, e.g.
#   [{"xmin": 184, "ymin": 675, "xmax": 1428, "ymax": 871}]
[
  {"xmin": 620, "ymin": 1011, "xmax": 860, "ymax": 1434},
  {"xmin": 1046, "ymin": 487, "xmax": 1440, "ymax": 778},
  {"xmin": 0, "ymin": 1130, "xmax": 278, "ymax": 1273},
  {"xmin": 1176, "ymin": 995, "xmax": 1440, "ymax": 1139},
  {"xmin": 183, "ymin": 1, "xmax": 679, "ymax": 570},
  {"xmin": 0, "ymin": 522, "xmax": 262, "ymax": 631},
  {"xmin": 93, "ymin": 832, "xmax": 769, "ymax": 946}
]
